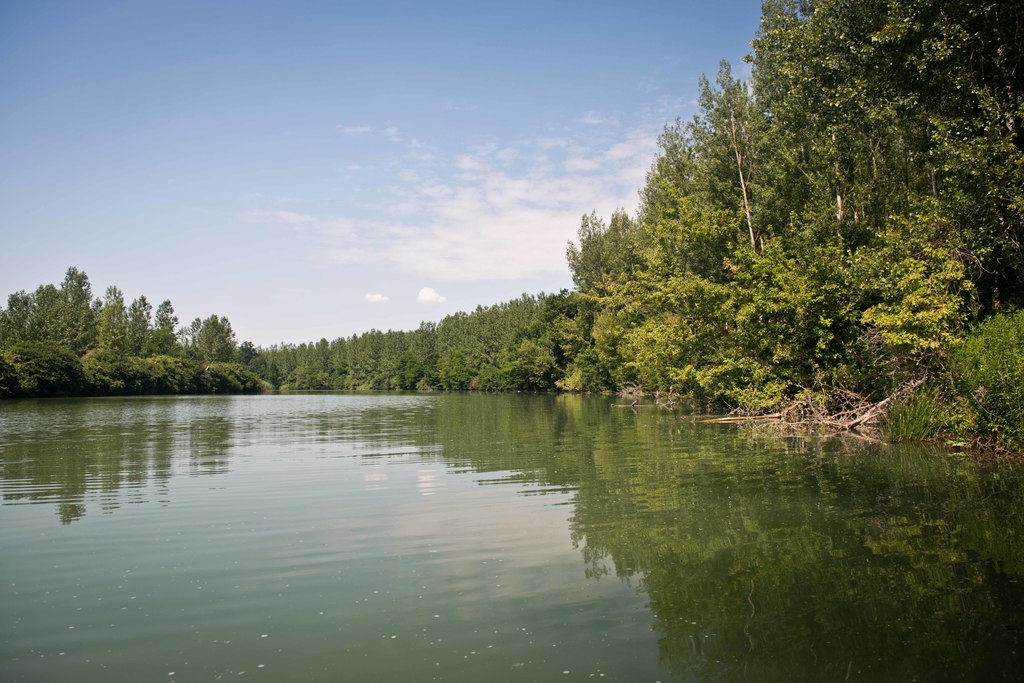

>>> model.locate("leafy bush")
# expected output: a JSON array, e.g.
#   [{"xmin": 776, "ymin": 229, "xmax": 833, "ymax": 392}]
[
  {"xmin": 954, "ymin": 310, "xmax": 1024, "ymax": 451},
  {"xmin": 142, "ymin": 355, "xmax": 200, "ymax": 394},
  {"xmin": 0, "ymin": 354, "xmax": 19, "ymax": 397},
  {"xmin": 81, "ymin": 349, "xmax": 128, "ymax": 393},
  {"xmin": 200, "ymin": 362, "xmax": 263, "ymax": 393},
  {"xmin": 5, "ymin": 342, "xmax": 86, "ymax": 397}
]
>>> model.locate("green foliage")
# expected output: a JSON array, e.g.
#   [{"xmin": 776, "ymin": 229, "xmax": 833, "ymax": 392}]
[
  {"xmin": 885, "ymin": 386, "xmax": 950, "ymax": 443},
  {"xmin": 437, "ymin": 348, "xmax": 473, "ymax": 391},
  {"xmin": 4, "ymin": 342, "xmax": 85, "ymax": 397},
  {"xmin": 185, "ymin": 315, "xmax": 238, "ymax": 363},
  {"xmin": 97, "ymin": 286, "xmax": 129, "ymax": 354},
  {"xmin": 856, "ymin": 218, "xmax": 971, "ymax": 371},
  {"xmin": 0, "ymin": 355, "xmax": 16, "ymax": 397},
  {"xmin": 393, "ymin": 350, "xmax": 424, "ymax": 390},
  {"xmin": 126, "ymin": 295, "xmax": 152, "ymax": 356},
  {"xmin": 953, "ymin": 310, "xmax": 1024, "ymax": 451},
  {"xmin": 201, "ymin": 362, "xmax": 263, "ymax": 394},
  {"xmin": 141, "ymin": 328, "xmax": 179, "ymax": 357},
  {"xmin": 144, "ymin": 355, "xmax": 201, "ymax": 394},
  {"xmin": 0, "ymin": 267, "xmax": 98, "ymax": 354},
  {"xmin": 7, "ymin": 0, "xmax": 1021, "ymax": 452},
  {"xmin": 507, "ymin": 338, "xmax": 558, "ymax": 391},
  {"xmin": 566, "ymin": 210, "xmax": 642, "ymax": 294},
  {"xmin": 0, "ymin": 268, "xmax": 258, "ymax": 399}
]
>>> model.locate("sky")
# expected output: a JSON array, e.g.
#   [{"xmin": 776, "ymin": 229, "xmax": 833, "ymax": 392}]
[{"xmin": 1, "ymin": 0, "xmax": 763, "ymax": 347}]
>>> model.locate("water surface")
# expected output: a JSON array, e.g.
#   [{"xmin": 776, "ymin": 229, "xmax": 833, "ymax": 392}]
[{"xmin": 1, "ymin": 394, "xmax": 1022, "ymax": 681}]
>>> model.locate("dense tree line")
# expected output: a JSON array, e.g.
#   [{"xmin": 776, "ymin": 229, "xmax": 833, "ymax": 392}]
[
  {"xmin": 5, "ymin": 1, "xmax": 1022, "ymax": 450},
  {"xmin": 253, "ymin": 0, "xmax": 1024, "ymax": 449},
  {"xmin": 551, "ymin": 1, "xmax": 1022, "ymax": 415},
  {"xmin": 251, "ymin": 294, "xmax": 559, "ymax": 392},
  {"xmin": 558, "ymin": 0, "xmax": 1023, "ymax": 448},
  {"xmin": 0, "ymin": 267, "xmax": 263, "ymax": 397}
]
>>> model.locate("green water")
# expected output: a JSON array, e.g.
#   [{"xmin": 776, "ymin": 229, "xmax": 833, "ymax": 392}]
[{"xmin": 1, "ymin": 394, "xmax": 1022, "ymax": 681}]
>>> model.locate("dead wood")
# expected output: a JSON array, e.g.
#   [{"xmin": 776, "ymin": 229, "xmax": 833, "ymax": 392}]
[{"xmin": 700, "ymin": 379, "xmax": 925, "ymax": 433}]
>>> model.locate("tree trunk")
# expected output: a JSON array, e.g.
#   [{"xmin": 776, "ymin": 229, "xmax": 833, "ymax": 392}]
[{"xmin": 729, "ymin": 111, "xmax": 757, "ymax": 252}]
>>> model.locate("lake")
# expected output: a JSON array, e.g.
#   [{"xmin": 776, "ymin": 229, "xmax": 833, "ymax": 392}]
[{"xmin": 1, "ymin": 394, "xmax": 1022, "ymax": 681}]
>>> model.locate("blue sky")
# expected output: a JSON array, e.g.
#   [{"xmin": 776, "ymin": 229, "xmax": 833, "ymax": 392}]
[{"xmin": 1, "ymin": 0, "xmax": 762, "ymax": 346}]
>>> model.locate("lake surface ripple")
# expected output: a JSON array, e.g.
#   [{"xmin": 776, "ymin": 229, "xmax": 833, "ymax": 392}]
[{"xmin": 1, "ymin": 394, "xmax": 1022, "ymax": 681}]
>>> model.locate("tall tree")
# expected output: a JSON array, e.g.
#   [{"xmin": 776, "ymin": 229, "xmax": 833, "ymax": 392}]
[
  {"xmin": 59, "ymin": 267, "xmax": 97, "ymax": 355},
  {"xmin": 690, "ymin": 62, "xmax": 763, "ymax": 252},
  {"xmin": 126, "ymin": 295, "xmax": 152, "ymax": 356},
  {"xmin": 193, "ymin": 315, "xmax": 237, "ymax": 363},
  {"xmin": 96, "ymin": 286, "xmax": 129, "ymax": 355},
  {"xmin": 143, "ymin": 300, "xmax": 179, "ymax": 357}
]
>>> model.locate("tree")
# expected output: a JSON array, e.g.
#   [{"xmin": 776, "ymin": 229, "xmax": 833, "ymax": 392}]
[
  {"xmin": 154, "ymin": 300, "xmax": 178, "ymax": 333},
  {"xmin": 437, "ymin": 348, "xmax": 473, "ymax": 390},
  {"xmin": 393, "ymin": 350, "xmax": 424, "ymax": 390},
  {"xmin": 126, "ymin": 295, "xmax": 152, "ymax": 356},
  {"xmin": 59, "ymin": 267, "xmax": 97, "ymax": 355},
  {"xmin": 97, "ymin": 286, "xmax": 129, "ymax": 355},
  {"xmin": 566, "ymin": 209, "xmax": 642, "ymax": 294},
  {"xmin": 144, "ymin": 299, "xmax": 179, "ymax": 357},
  {"xmin": 690, "ymin": 62, "xmax": 762, "ymax": 252},
  {"xmin": 192, "ymin": 315, "xmax": 238, "ymax": 363}
]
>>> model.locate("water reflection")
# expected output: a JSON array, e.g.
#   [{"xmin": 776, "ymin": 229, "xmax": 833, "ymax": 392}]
[
  {"xmin": 1, "ymin": 394, "xmax": 1023, "ymax": 679},
  {"xmin": 0, "ymin": 398, "xmax": 237, "ymax": 522},
  {"xmin": 415, "ymin": 395, "xmax": 1024, "ymax": 679}
]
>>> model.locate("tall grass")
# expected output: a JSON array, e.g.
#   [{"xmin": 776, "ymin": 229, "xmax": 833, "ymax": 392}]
[{"xmin": 885, "ymin": 387, "xmax": 948, "ymax": 443}]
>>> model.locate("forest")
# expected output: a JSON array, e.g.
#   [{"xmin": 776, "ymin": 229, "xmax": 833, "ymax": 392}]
[
  {"xmin": 2, "ymin": 1, "xmax": 1022, "ymax": 450},
  {"xmin": 0, "ymin": 270, "xmax": 264, "ymax": 397}
]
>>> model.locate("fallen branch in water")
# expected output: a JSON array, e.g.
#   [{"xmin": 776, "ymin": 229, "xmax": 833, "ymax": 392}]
[
  {"xmin": 704, "ymin": 413, "xmax": 783, "ymax": 423},
  {"xmin": 701, "ymin": 379, "xmax": 926, "ymax": 432}
]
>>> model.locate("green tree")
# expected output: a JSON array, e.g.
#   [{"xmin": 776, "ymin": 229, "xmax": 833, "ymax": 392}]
[
  {"xmin": 393, "ymin": 350, "xmax": 424, "ymax": 390},
  {"xmin": 126, "ymin": 295, "xmax": 152, "ymax": 356},
  {"xmin": 97, "ymin": 286, "xmax": 129, "ymax": 355},
  {"xmin": 437, "ymin": 348, "xmax": 473, "ymax": 390},
  {"xmin": 59, "ymin": 267, "xmax": 97, "ymax": 355},
  {"xmin": 193, "ymin": 315, "xmax": 238, "ymax": 363},
  {"xmin": 144, "ymin": 299, "xmax": 179, "ymax": 357}
]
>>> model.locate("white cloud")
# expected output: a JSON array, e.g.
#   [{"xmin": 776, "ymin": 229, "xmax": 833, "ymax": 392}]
[
  {"xmin": 495, "ymin": 147, "xmax": 518, "ymax": 163},
  {"xmin": 453, "ymin": 154, "xmax": 485, "ymax": 171},
  {"xmin": 341, "ymin": 125, "xmax": 373, "ymax": 134},
  {"xmin": 416, "ymin": 287, "xmax": 447, "ymax": 304},
  {"xmin": 563, "ymin": 157, "xmax": 601, "ymax": 173},
  {"xmin": 254, "ymin": 126, "xmax": 658, "ymax": 282},
  {"xmin": 579, "ymin": 111, "xmax": 618, "ymax": 126},
  {"xmin": 364, "ymin": 293, "xmax": 390, "ymax": 303},
  {"xmin": 385, "ymin": 130, "xmax": 656, "ymax": 281}
]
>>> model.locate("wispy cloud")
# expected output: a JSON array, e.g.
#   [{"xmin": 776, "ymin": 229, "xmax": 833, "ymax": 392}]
[
  {"xmin": 365, "ymin": 293, "xmax": 390, "ymax": 303},
  {"xmin": 253, "ymin": 126, "xmax": 658, "ymax": 281},
  {"xmin": 341, "ymin": 125, "xmax": 374, "ymax": 134},
  {"xmin": 443, "ymin": 101, "xmax": 478, "ymax": 112},
  {"xmin": 248, "ymin": 210, "xmax": 358, "ymax": 246},
  {"xmin": 416, "ymin": 287, "xmax": 447, "ymax": 304},
  {"xmin": 579, "ymin": 111, "xmax": 618, "ymax": 126}
]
